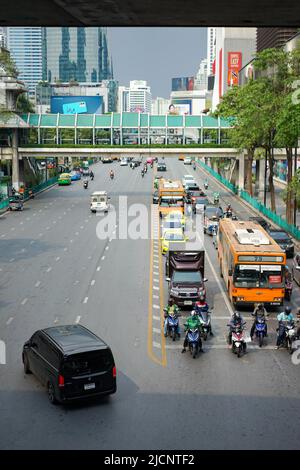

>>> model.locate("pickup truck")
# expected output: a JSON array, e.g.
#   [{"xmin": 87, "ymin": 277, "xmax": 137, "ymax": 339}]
[{"xmin": 165, "ymin": 242, "xmax": 207, "ymax": 308}]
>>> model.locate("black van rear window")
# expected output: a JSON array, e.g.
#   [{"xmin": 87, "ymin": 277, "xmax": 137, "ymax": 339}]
[{"xmin": 63, "ymin": 350, "xmax": 113, "ymax": 375}]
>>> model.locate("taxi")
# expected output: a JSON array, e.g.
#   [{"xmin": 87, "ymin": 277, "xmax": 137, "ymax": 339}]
[
  {"xmin": 161, "ymin": 229, "xmax": 187, "ymax": 255},
  {"xmin": 58, "ymin": 173, "xmax": 72, "ymax": 185}
]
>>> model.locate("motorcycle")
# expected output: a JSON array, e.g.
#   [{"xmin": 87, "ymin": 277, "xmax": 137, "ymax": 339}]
[
  {"xmin": 278, "ymin": 321, "xmax": 296, "ymax": 354},
  {"xmin": 229, "ymin": 323, "xmax": 247, "ymax": 358},
  {"xmin": 141, "ymin": 170, "xmax": 145, "ymax": 178},
  {"xmin": 193, "ymin": 164, "xmax": 196, "ymax": 171},
  {"xmin": 198, "ymin": 310, "xmax": 213, "ymax": 341},
  {"xmin": 110, "ymin": 172, "xmax": 114, "ymax": 180},
  {"xmin": 254, "ymin": 316, "xmax": 267, "ymax": 347},
  {"xmin": 225, "ymin": 210, "xmax": 233, "ymax": 218},
  {"xmin": 186, "ymin": 327, "xmax": 201, "ymax": 358},
  {"xmin": 90, "ymin": 174, "xmax": 94, "ymax": 181},
  {"xmin": 284, "ymin": 279, "xmax": 293, "ymax": 301},
  {"xmin": 213, "ymin": 193, "xmax": 220, "ymax": 204},
  {"xmin": 83, "ymin": 180, "xmax": 88, "ymax": 189},
  {"xmin": 204, "ymin": 182, "xmax": 208, "ymax": 190},
  {"xmin": 164, "ymin": 309, "xmax": 180, "ymax": 341}
]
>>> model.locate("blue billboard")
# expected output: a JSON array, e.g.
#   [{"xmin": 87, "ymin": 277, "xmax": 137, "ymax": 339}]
[{"xmin": 50, "ymin": 96, "xmax": 103, "ymax": 114}]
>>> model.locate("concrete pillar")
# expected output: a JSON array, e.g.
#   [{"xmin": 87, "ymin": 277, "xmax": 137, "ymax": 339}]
[
  {"xmin": 11, "ymin": 129, "xmax": 20, "ymax": 190},
  {"xmin": 257, "ymin": 158, "xmax": 265, "ymax": 193},
  {"xmin": 238, "ymin": 152, "xmax": 245, "ymax": 190}
]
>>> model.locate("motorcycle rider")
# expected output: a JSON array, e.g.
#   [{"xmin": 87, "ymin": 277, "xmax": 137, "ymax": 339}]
[
  {"xmin": 193, "ymin": 162, "xmax": 196, "ymax": 170},
  {"xmin": 195, "ymin": 296, "xmax": 213, "ymax": 336},
  {"xmin": 83, "ymin": 179, "xmax": 88, "ymax": 188},
  {"xmin": 110, "ymin": 169, "xmax": 114, "ymax": 179},
  {"xmin": 250, "ymin": 303, "xmax": 269, "ymax": 340},
  {"xmin": 227, "ymin": 311, "xmax": 244, "ymax": 345},
  {"xmin": 163, "ymin": 299, "xmax": 180, "ymax": 337},
  {"xmin": 90, "ymin": 170, "xmax": 94, "ymax": 180},
  {"xmin": 204, "ymin": 178, "xmax": 208, "ymax": 188},
  {"xmin": 276, "ymin": 306, "xmax": 294, "ymax": 349},
  {"xmin": 181, "ymin": 310, "xmax": 203, "ymax": 353},
  {"xmin": 141, "ymin": 168, "xmax": 145, "ymax": 177}
]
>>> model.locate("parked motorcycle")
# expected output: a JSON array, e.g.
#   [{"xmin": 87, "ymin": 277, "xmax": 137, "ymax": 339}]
[
  {"xmin": 229, "ymin": 323, "xmax": 247, "ymax": 358},
  {"xmin": 186, "ymin": 327, "xmax": 201, "ymax": 358},
  {"xmin": 254, "ymin": 316, "xmax": 267, "ymax": 347},
  {"xmin": 164, "ymin": 308, "xmax": 180, "ymax": 341}
]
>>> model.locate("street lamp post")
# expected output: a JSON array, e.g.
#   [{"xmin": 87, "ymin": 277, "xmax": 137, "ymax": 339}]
[{"xmin": 264, "ymin": 147, "xmax": 268, "ymax": 206}]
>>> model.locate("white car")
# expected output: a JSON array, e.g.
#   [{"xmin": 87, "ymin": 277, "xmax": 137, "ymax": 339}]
[
  {"xmin": 182, "ymin": 174, "xmax": 196, "ymax": 188},
  {"xmin": 184, "ymin": 157, "xmax": 192, "ymax": 165},
  {"xmin": 120, "ymin": 158, "xmax": 128, "ymax": 166}
]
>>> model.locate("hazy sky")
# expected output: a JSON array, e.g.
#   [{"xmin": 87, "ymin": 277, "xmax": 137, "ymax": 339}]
[{"xmin": 108, "ymin": 28, "xmax": 207, "ymax": 98}]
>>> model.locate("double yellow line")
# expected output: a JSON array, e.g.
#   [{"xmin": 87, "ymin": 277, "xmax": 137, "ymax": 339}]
[{"xmin": 147, "ymin": 167, "xmax": 167, "ymax": 367}]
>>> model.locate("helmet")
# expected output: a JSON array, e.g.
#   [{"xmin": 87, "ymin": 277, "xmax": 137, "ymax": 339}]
[
  {"xmin": 168, "ymin": 299, "xmax": 174, "ymax": 306},
  {"xmin": 285, "ymin": 306, "xmax": 292, "ymax": 315},
  {"xmin": 233, "ymin": 311, "xmax": 241, "ymax": 321},
  {"xmin": 199, "ymin": 295, "xmax": 205, "ymax": 302},
  {"xmin": 191, "ymin": 310, "xmax": 196, "ymax": 317},
  {"xmin": 258, "ymin": 303, "xmax": 264, "ymax": 310}
]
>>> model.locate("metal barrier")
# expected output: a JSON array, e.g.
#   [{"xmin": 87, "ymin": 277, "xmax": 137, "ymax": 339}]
[
  {"xmin": 0, "ymin": 198, "xmax": 9, "ymax": 211},
  {"xmin": 196, "ymin": 159, "xmax": 238, "ymax": 194},
  {"xmin": 24, "ymin": 176, "xmax": 58, "ymax": 199}
]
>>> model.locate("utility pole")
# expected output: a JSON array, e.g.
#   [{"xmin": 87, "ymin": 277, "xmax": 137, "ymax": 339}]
[{"xmin": 294, "ymin": 144, "xmax": 298, "ymax": 226}]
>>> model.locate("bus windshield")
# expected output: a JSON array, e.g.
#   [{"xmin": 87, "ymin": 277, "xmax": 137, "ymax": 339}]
[{"xmin": 233, "ymin": 264, "xmax": 283, "ymax": 288}]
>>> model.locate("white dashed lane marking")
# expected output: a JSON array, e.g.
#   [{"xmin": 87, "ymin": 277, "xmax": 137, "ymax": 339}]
[
  {"xmin": 35, "ymin": 281, "xmax": 41, "ymax": 288},
  {"xmin": 21, "ymin": 298, "xmax": 28, "ymax": 305},
  {"xmin": 6, "ymin": 317, "xmax": 14, "ymax": 325},
  {"xmin": 46, "ymin": 267, "xmax": 52, "ymax": 273},
  {"xmin": 91, "ymin": 280, "xmax": 96, "ymax": 286},
  {"xmin": 101, "ymin": 255, "xmax": 105, "ymax": 260},
  {"xmin": 75, "ymin": 315, "xmax": 81, "ymax": 324},
  {"xmin": 55, "ymin": 257, "xmax": 60, "ymax": 262},
  {"xmin": 97, "ymin": 266, "xmax": 101, "ymax": 271},
  {"xmin": 83, "ymin": 297, "xmax": 88, "ymax": 304}
]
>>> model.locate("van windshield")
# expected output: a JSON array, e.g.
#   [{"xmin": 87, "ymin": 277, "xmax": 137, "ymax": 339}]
[{"xmin": 63, "ymin": 350, "xmax": 113, "ymax": 376}]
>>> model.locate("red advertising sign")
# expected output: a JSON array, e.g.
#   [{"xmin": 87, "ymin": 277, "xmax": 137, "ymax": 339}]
[
  {"xmin": 227, "ymin": 52, "xmax": 242, "ymax": 87},
  {"xmin": 269, "ymin": 275, "xmax": 282, "ymax": 284}
]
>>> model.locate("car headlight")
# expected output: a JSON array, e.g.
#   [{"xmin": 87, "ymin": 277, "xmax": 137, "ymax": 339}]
[{"xmin": 170, "ymin": 288, "xmax": 179, "ymax": 295}]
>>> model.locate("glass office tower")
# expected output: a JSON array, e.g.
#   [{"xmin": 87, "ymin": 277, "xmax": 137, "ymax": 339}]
[
  {"xmin": 44, "ymin": 27, "xmax": 113, "ymax": 83},
  {"xmin": 7, "ymin": 27, "xmax": 43, "ymax": 96}
]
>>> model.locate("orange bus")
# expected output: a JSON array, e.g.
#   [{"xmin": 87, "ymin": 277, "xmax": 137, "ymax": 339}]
[
  {"xmin": 217, "ymin": 219, "xmax": 286, "ymax": 308},
  {"xmin": 158, "ymin": 179, "xmax": 185, "ymax": 216}
]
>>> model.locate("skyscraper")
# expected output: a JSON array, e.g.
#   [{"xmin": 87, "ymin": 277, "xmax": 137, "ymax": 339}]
[
  {"xmin": 7, "ymin": 27, "xmax": 43, "ymax": 97},
  {"xmin": 194, "ymin": 58, "xmax": 208, "ymax": 91},
  {"xmin": 256, "ymin": 27, "xmax": 299, "ymax": 52},
  {"xmin": 43, "ymin": 27, "xmax": 113, "ymax": 83},
  {"xmin": 207, "ymin": 27, "xmax": 216, "ymax": 76}
]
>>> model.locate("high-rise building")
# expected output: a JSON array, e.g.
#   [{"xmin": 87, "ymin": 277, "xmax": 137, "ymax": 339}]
[
  {"xmin": 119, "ymin": 80, "xmax": 152, "ymax": 113},
  {"xmin": 7, "ymin": 27, "xmax": 43, "ymax": 97},
  {"xmin": 207, "ymin": 27, "xmax": 216, "ymax": 76},
  {"xmin": 194, "ymin": 58, "xmax": 208, "ymax": 91},
  {"xmin": 256, "ymin": 28, "xmax": 299, "ymax": 52},
  {"xmin": 43, "ymin": 27, "xmax": 113, "ymax": 83},
  {"xmin": 151, "ymin": 97, "xmax": 170, "ymax": 115},
  {"xmin": 0, "ymin": 27, "xmax": 7, "ymax": 48},
  {"xmin": 212, "ymin": 28, "xmax": 256, "ymax": 111}
]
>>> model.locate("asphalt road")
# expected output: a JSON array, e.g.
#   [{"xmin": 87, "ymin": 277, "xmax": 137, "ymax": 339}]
[{"xmin": 0, "ymin": 158, "xmax": 299, "ymax": 450}]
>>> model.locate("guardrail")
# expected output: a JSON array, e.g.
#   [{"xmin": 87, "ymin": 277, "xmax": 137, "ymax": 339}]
[
  {"xmin": 0, "ymin": 198, "xmax": 9, "ymax": 211},
  {"xmin": 196, "ymin": 159, "xmax": 238, "ymax": 194},
  {"xmin": 196, "ymin": 158, "xmax": 300, "ymax": 241}
]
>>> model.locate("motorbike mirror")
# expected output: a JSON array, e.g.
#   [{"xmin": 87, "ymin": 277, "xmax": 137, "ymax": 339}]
[
  {"xmin": 203, "ymin": 278, "xmax": 208, "ymax": 282},
  {"xmin": 165, "ymin": 277, "xmax": 171, "ymax": 282}
]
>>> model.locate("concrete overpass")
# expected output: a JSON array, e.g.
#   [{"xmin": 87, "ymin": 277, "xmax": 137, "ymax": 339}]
[{"xmin": 1, "ymin": 1, "xmax": 299, "ymax": 26}]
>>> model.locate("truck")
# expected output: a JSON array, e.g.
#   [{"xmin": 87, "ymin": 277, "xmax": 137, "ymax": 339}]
[{"xmin": 165, "ymin": 242, "xmax": 207, "ymax": 308}]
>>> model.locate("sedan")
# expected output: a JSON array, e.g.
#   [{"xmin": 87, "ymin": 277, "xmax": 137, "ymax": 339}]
[
  {"xmin": 267, "ymin": 229, "xmax": 295, "ymax": 258},
  {"xmin": 161, "ymin": 229, "xmax": 187, "ymax": 255},
  {"xmin": 184, "ymin": 157, "xmax": 192, "ymax": 165},
  {"xmin": 157, "ymin": 162, "xmax": 167, "ymax": 171},
  {"xmin": 70, "ymin": 171, "xmax": 81, "ymax": 181},
  {"xmin": 185, "ymin": 182, "xmax": 200, "ymax": 192}
]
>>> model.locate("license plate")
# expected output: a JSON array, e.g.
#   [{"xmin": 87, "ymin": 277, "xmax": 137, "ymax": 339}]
[
  {"xmin": 184, "ymin": 300, "xmax": 193, "ymax": 305},
  {"xmin": 84, "ymin": 383, "xmax": 95, "ymax": 391}
]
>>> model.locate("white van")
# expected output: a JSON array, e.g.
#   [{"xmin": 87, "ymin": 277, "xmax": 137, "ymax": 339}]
[{"xmin": 90, "ymin": 191, "xmax": 110, "ymax": 213}]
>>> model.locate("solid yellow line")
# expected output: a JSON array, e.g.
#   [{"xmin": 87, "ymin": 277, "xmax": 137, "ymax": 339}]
[
  {"xmin": 158, "ymin": 212, "xmax": 167, "ymax": 367},
  {"xmin": 147, "ymin": 165, "xmax": 162, "ymax": 366}
]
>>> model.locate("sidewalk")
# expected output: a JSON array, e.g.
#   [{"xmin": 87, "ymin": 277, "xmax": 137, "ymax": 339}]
[{"xmin": 253, "ymin": 181, "xmax": 300, "ymax": 228}]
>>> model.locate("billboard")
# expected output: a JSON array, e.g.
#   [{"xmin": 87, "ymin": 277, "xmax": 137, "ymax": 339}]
[
  {"xmin": 227, "ymin": 52, "xmax": 242, "ymax": 87},
  {"xmin": 50, "ymin": 96, "xmax": 103, "ymax": 114},
  {"xmin": 169, "ymin": 99, "xmax": 192, "ymax": 115},
  {"xmin": 172, "ymin": 77, "xmax": 195, "ymax": 92}
]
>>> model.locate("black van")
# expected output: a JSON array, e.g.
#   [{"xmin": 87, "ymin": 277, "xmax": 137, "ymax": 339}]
[{"xmin": 22, "ymin": 324, "xmax": 117, "ymax": 404}]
